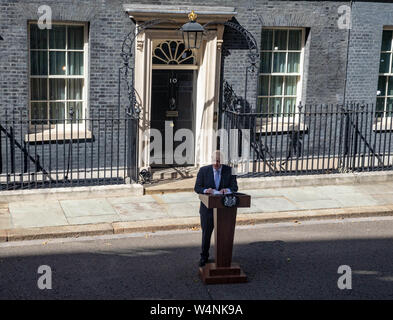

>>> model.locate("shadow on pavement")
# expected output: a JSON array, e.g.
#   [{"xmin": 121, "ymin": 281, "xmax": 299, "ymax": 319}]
[{"xmin": 0, "ymin": 237, "xmax": 393, "ymax": 299}]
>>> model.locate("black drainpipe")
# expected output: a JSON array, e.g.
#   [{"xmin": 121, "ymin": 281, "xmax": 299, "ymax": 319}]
[{"xmin": 343, "ymin": 0, "xmax": 354, "ymax": 107}]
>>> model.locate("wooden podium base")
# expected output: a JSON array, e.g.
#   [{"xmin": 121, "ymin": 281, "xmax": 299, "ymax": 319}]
[{"xmin": 199, "ymin": 263, "xmax": 247, "ymax": 284}]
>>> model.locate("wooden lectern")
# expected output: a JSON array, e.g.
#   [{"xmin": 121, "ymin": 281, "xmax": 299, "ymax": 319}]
[{"xmin": 198, "ymin": 193, "xmax": 251, "ymax": 284}]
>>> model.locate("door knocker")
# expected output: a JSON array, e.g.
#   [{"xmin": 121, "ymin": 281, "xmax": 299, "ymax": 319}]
[{"xmin": 169, "ymin": 97, "xmax": 176, "ymax": 111}]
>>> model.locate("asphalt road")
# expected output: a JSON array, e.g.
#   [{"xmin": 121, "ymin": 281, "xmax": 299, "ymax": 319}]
[{"xmin": 1, "ymin": 217, "xmax": 393, "ymax": 300}]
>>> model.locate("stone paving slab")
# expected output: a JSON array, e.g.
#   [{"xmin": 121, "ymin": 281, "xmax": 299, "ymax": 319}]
[
  {"xmin": 355, "ymin": 183, "xmax": 393, "ymax": 194},
  {"xmin": 0, "ymin": 202, "xmax": 9, "ymax": 210},
  {"xmin": 60, "ymin": 199, "xmax": 117, "ymax": 218},
  {"xmin": 333, "ymin": 194, "xmax": 380, "ymax": 207},
  {"xmin": 244, "ymin": 197, "xmax": 300, "ymax": 213},
  {"xmin": 159, "ymin": 192, "xmax": 199, "ymax": 203},
  {"xmin": 282, "ymin": 188, "xmax": 334, "ymax": 202},
  {"xmin": 370, "ymin": 193, "xmax": 393, "ymax": 205},
  {"xmin": 112, "ymin": 201, "xmax": 170, "ymax": 221},
  {"xmin": 0, "ymin": 214, "xmax": 12, "ymax": 230},
  {"xmin": 165, "ymin": 202, "xmax": 200, "ymax": 218},
  {"xmin": 313, "ymin": 185, "xmax": 363, "ymax": 195},
  {"xmin": 0, "ymin": 205, "xmax": 11, "ymax": 230},
  {"xmin": 240, "ymin": 189, "xmax": 280, "ymax": 197},
  {"xmin": 8, "ymin": 200, "xmax": 68, "ymax": 228},
  {"xmin": 107, "ymin": 195, "xmax": 157, "ymax": 205},
  {"xmin": 291, "ymin": 199, "xmax": 342, "ymax": 210}
]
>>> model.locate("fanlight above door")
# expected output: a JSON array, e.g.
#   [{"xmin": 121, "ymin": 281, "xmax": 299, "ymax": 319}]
[{"xmin": 152, "ymin": 40, "xmax": 196, "ymax": 65}]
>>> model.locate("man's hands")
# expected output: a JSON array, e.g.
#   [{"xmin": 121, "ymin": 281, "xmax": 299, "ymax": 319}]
[{"xmin": 204, "ymin": 188, "xmax": 229, "ymax": 194}]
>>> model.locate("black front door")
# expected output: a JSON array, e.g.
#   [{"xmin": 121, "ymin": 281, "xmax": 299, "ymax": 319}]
[{"xmin": 150, "ymin": 70, "xmax": 195, "ymax": 166}]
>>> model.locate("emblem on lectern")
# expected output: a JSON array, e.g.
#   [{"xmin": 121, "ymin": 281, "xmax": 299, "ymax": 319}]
[{"xmin": 222, "ymin": 194, "xmax": 239, "ymax": 208}]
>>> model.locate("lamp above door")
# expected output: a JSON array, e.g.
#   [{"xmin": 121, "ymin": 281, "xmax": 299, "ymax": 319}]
[{"xmin": 180, "ymin": 11, "xmax": 204, "ymax": 50}]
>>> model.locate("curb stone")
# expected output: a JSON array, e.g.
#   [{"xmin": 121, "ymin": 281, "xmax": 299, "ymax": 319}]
[
  {"xmin": 112, "ymin": 217, "xmax": 200, "ymax": 234},
  {"xmin": 1, "ymin": 206, "xmax": 393, "ymax": 242},
  {"xmin": 0, "ymin": 230, "xmax": 7, "ymax": 242},
  {"xmin": 5, "ymin": 223, "xmax": 114, "ymax": 242}
]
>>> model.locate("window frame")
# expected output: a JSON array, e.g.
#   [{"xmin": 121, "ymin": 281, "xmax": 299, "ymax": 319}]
[
  {"xmin": 377, "ymin": 27, "xmax": 393, "ymax": 120},
  {"xmin": 258, "ymin": 27, "xmax": 305, "ymax": 116},
  {"xmin": 28, "ymin": 21, "xmax": 89, "ymax": 130}
]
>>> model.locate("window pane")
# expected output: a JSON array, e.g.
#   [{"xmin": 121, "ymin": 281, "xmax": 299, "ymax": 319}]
[
  {"xmin": 274, "ymin": 30, "xmax": 287, "ymax": 50},
  {"xmin": 31, "ymin": 79, "xmax": 47, "ymax": 100},
  {"xmin": 288, "ymin": 30, "xmax": 302, "ymax": 50},
  {"xmin": 31, "ymin": 102, "xmax": 48, "ymax": 124},
  {"xmin": 391, "ymin": 57, "xmax": 393, "ymax": 73},
  {"xmin": 387, "ymin": 98, "xmax": 393, "ymax": 117},
  {"xmin": 284, "ymin": 98, "xmax": 296, "ymax": 114},
  {"xmin": 257, "ymin": 98, "xmax": 269, "ymax": 114},
  {"xmin": 379, "ymin": 53, "xmax": 390, "ymax": 73},
  {"xmin": 285, "ymin": 76, "xmax": 298, "ymax": 96},
  {"xmin": 261, "ymin": 29, "xmax": 273, "ymax": 50},
  {"xmin": 287, "ymin": 52, "xmax": 300, "ymax": 73},
  {"xmin": 49, "ymin": 79, "xmax": 65, "ymax": 100},
  {"xmin": 273, "ymin": 52, "xmax": 286, "ymax": 73},
  {"xmin": 378, "ymin": 76, "xmax": 387, "ymax": 96},
  {"xmin": 260, "ymin": 52, "xmax": 272, "ymax": 73},
  {"xmin": 49, "ymin": 52, "xmax": 66, "ymax": 75},
  {"xmin": 270, "ymin": 76, "xmax": 283, "ymax": 95},
  {"xmin": 68, "ymin": 26, "xmax": 84, "ymax": 50},
  {"xmin": 49, "ymin": 25, "xmax": 66, "ymax": 49},
  {"xmin": 30, "ymin": 51, "xmax": 48, "ymax": 75},
  {"xmin": 67, "ymin": 102, "xmax": 83, "ymax": 123},
  {"xmin": 49, "ymin": 102, "xmax": 65, "ymax": 123},
  {"xmin": 68, "ymin": 52, "xmax": 84, "ymax": 75},
  {"xmin": 30, "ymin": 24, "xmax": 47, "ymax": 49},
  {"xmin": 376, "ymin": 98, "xmax": 385, "ymax": 118},
  {"xmin": 381, "ymin": 30, "xmax": 392, "ymax": 51},
  {"xmin": 271, "ymin": 98, "xmax": 282, "ymax": 115},
  {"xmin": 388, "ymin": 77, "xmax": 393, "ymax": 96},
  {"xmin": 67, "ymin": 79, "xmax": 83, "ymax": 100},
  {"xmin": 258, "ymin": 76, "xmax": 269, "ymax": 96}
]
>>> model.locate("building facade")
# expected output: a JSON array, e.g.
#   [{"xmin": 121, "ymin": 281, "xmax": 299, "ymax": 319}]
[{"xmin": 1, "ymin": 0, "xmax": 393, "ymax": 188}]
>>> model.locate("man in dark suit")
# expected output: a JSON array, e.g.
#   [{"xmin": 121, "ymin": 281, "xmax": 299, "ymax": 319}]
[{"xmin": 194, "ymin": 150, "xmax": 238, "ymax": 267}]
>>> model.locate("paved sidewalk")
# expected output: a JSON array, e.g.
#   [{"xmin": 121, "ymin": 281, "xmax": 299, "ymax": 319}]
[{"xmin": 1, "ymin": 176, "xmax": 393, "ymax": 241}]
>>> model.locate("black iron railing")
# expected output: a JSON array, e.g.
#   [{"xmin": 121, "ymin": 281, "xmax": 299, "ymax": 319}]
[
  {"xmin": 0, "ymin": 108, "xmax": 137, "ymax": 190},
  {"xmin": 221, "ymin": 103, "xmax": 393, "ymax": 177}
]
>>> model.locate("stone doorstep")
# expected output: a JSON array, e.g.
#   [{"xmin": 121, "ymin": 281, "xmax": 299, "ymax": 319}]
[
  {"xmin": 143, "ymin": 171, "xmax": 393, "ymax": 195},
  {"xmin": 150, "ymin": 171, "xmax": 194, "ymax": 181},
  {"xmin": 0, "ymin": 184, "xmax": 144, "ymax": 202},
  {"xmin": 1, "ymin": 205, "xmax": 393, "ymax": 242},
  {"xmin": 150, "ymin": 167, "xmax": 197, "ymax": 181},
  {"xmin": 144, "ymin": 187, "xmax": 194, "ymax": 195}
]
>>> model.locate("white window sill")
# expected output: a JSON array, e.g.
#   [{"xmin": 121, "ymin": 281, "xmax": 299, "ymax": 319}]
[
  {"xmin": 254, "ymin": 118, "xmax": 308, "ymax": 134},
  {"xmin": 373, "ymin": 118, "xmax": 393, "ymax": 132},
  {"xmin": 25, "ymin": 129, "xmax": 92, "ymax": 143}
]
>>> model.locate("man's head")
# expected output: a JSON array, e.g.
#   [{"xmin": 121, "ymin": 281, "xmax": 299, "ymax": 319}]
[{"xmin": 211, "ymin": 150, "xmax": 225, "ymax": 170}]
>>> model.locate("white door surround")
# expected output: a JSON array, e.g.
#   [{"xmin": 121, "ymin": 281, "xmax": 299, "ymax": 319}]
[{"xmin": 123, "ymin": 5, "xmax": 237, "ymax": 170}]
